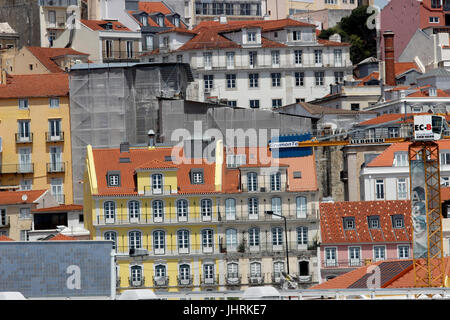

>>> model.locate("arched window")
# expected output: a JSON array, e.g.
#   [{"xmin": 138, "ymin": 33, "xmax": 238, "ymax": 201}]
[
  {"xmin": 176, "ymin": 199, "xmax": 188, "ymax": 221},
  {"xmin": 247, "ymin": 172, "xmax": 258, "ymax": 192},
  {"xmin": 227, "ymin": 262, "xmax": 239, "ymax": 281},
  {"xmin": 202, "ymin": 229, "xmax": 213, "ymax": 253},
  {"xmin": 299, "ymin": 260, "xmax": 309, "ymax": 276},
  {"xmin": 225, "ymin": 228, "xmax": 237, "ymax": 251},
  {"xmin": 130, "ymin": 265, "xmax": 143, "ymax": 286},
  {"xmin": 153, "ymin": 230, "xmax": 165, "ymax": 255},
  {"xmin": 104, "ymin": 231, "xmax": 117, "ymax": 252},
  {"xmin": 152, "ymin": 200, "xmax": 164, "ymax": 222},
  {"xmin": 225, "ymin": 198, "xmax": 236, "ymax": 220},
  {"xmin": 177, "ymin": 229, "xmax": 190, "ymax": 254},
  {"xmin": 179, "ymin": 264, "xmax": 191, "ymax": 285},
  {"xmin": 273, "ymin": 261, "xmax": 285, "ymax": 280},
  {"xmin": 250, "ymin": 262, "xmax": 262, "ymax": 278},
  {"xmin": 104, "ymin": 201, "xmax": 115, "ymax": 223},
  {"xmin": 201, "ymin": 199, "xmax": 212, "ymax": 221},
  {"xmin": 128, "ymin": 200, "xmax": 140, "ymax": 222}
]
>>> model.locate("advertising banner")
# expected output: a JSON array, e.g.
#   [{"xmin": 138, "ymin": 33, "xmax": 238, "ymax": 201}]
[{"xmin": 410, "ymin": 159, "xmax": 428, "ymax": 259}]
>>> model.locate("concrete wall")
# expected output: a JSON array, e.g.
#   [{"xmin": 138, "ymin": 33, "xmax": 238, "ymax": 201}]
[{"xmin": 0, "ymin": 0, "xmax": 41, "ymax": 48}]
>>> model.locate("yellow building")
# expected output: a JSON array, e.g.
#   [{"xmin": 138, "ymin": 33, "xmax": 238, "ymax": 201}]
[
  {"xmin": 0, "ymin": 72, "xmax": 73, "ymax": 204},
  {"xmin": 84, "ymin": 143, "xmax": 223, "ymax": 292}
]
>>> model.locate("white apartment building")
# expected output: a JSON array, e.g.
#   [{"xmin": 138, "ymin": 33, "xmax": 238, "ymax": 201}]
[
  {"xmin": 141, "ymin": 18, "xmax": 353, "ymax": 109},
  {"xmin": 38, "ymin": 0, "xmax": 82, "ymax": 47}
]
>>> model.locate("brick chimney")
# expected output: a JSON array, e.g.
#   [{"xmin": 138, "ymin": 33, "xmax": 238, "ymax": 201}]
[{"xmin": 383, "ymin": 30, "xmax": 396, "ymax": 86}]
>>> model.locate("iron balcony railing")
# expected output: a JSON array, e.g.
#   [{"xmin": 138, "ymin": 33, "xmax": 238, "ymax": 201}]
[
  {"xmin": 219, "ymin": 240, "xmax": 318, "ymax": 255},
  {"xmin": 143, "ymin": 185, "xmax": 177, "ymax": 196},
  {"xmin": 128, "ymin": 276, "xmax": 145, "ymax": 288},
  {"xmin": 200, "ymin": 275, "xmax": 219, "ymax": 286},
  {"xmin": 225, "ymin": 273, "xmax": 242, "ymax": 286},
  {"xmin": 39, "ymin": 0, "xmax": 79, "ymax": 7},
  {"xmin": 45, "ymin": 131, "xmax": 64, "ymax": 142},
  {"xmin": 0, "ymin": 163, "xmax": 34, "ymax": 174},
  {"xmin": 240, "ymin": 180, "xmax": 288, "ymax": 193},
  {"xmin": 153, "ymin": 276, "xmax": 169, "ymax": 288},
  {"xmin": 177, "ymin": 275, "xmax": 194, "ymax": 287},
  {"xmin": 15, "ymin": 133, "xmax": 33, "ymax": 143},
  {"xmin": 102, "ymin": 50, "xmax": 141, "ymax": 62},
  {"xmin": 46, "ymin": 162, "xmax": 65, "ymax": 173},
  {"xmin": 116, "ymin": 245, "xmax": 218, "ymax": 256},
  {"xmin": 321, "ymin": 256, "xmax": 410, "ymax": 269},
  {"xmin": 220, "ymin": 210, "xmax": 319, "ymax": 222},
  {"xmin": 94, "ymin": 211, "xmax": 221, "ymax": 225}
]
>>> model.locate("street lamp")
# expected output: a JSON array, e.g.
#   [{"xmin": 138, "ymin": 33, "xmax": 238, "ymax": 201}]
[{"xmin": 265, "ymin": 210, "xmax": 290, "ymax": 275}]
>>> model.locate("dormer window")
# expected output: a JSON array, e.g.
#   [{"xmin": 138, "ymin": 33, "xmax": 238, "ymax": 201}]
[
  {"xmin": 368, "ymin": 216, "xmax": 380, "ymax": 229},
  {"xmin": 247, "ymin": 31, "xmax": 256, "ymax": 42},
  {"xmin": 157, "ymin": 14, "xmax": 164, "ymax": 27},
  {"xmin": 140, "ymin": 15, "xmax": 148, "ymax": 26},
  {"xmin": 343, "ymin": 217, "xmax": 355, "ymax": 230},
  {"xmin": 190, "ymin": 169, "xmax": 204, "ymax": 184},
  {"xmin": 293, "ymin": 30, "xmax": 301, "ymax": 41},
  {"xmin": 104, "ymin": 22, "xmax": 113, "ymax": 30},
  {"xmin": 392, "ymin": 215, "xmax": 404, "ymax": 228},
  {"xmin": 107, "ymin": 171, "xmax": 121, "ymax": 187},
  {"xmin": 429, "ymin": 87, "xmax": 437, "ymax": 96},
  {"xmin": 173, "ymin": 15, "xmax": 180, "ymax": 27}
]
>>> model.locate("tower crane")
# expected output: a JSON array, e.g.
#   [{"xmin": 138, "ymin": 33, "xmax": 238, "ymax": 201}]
[{"xmin": 269, "ymin": 114, "xmax": 450, "ymax": 287}]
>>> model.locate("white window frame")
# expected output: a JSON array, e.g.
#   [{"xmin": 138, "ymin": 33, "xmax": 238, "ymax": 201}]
[
  {"xmin": 398, "ymin": 245, "xmax": 410, "ymax": 259},
  {"xmin": 374, "ymin": 245, "xmax": 386, "ymax": 261},
  {"xmin": 177, "ymin": 229, "xmax": 190, "ymax": 254},
  {"xmin": 348, "ymin": 246, "xmax": 361, "ymax": 266},
  {"xmin": 248, "ymin": 197, "xmax": 259, "ymax": 219},
  {"xmin": 375, "ymin": 179, "xmax": 385, "ymax": 200},
  {"xmin": 153, "ymin": 230, "xmax": 165, "ymax": 254},
  {"xmin": 397, "ymin": 178, "xmax": 408, "ymax": 199},
  {"xmin": 325, "ymin": 247, "xmax": 337, "ymax": 266},
  {"xmin": 153, "ymin": 200, "xmax": 164, "ymax": 222},
  {"xmin": 201, "ymin": 198, "xmax": 212, "ymax": 221}
]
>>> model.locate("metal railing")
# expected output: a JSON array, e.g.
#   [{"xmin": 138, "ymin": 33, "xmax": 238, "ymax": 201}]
[
  {"xmin": 143, "ymin": 185, "xmax": 177, "ymax": 196},
  {"xmin": 322, "ymin": 257, "xmax": 410, "ymax": 268},
  {"xmin": 177, "ymin": 275, "xmax": 194, "ymax": 287},
  {"xmin": 200, "ymin": 275, "xmax": 219, "ymax": 286},
  {"xmin": 128, "ymin": 277, "xmax": 146, "ymax": 288},
  {"xmin": 46, "ymin": 162, "xmax": 65, "ymax": 173},
  {"xmin": 45, "ymin": 132, "xmax": 64, "ymax": 142},
  {"xmin": 116, "ymin": 245, "xmax": 220, "ymax": 256},
  {"xmin": 39, "ymin": 0, "xmax": 79, "ymax": 7},
  {"xmin": 240, "ymin": 180, "xmax": 288, "ymax": 193},
  {"xmin": 220, "ymin": 210, "xmax": 319, "ymax": 222},
  {"xmin": 225, "ymin": 273, "xmax": 242, "ymax": 285},
  {"xmin": 15, "ymin": 133, "xmax": 33, "ymax": 143},
  {"xmin": 153, "ymin": 276, "xmax": 169, "ymax": 288},
  {"xmin": 94, "ymin": 212, "xmax": 222, "ymax": 225},
  {"xmin": 102, "ymin": 51, "xmax": 141, "ymax": 62},
  {"xmin": 219, "ymin": 240, "xmax": 318, "ymax": 255}
]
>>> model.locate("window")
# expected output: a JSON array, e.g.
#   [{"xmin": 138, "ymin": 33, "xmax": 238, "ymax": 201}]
[
  {"xmin": 271, "ymin": 51, "xmax": 280, "ymax": 66},
  {"xmin": 18, "ymin": 147, "xmax": 32, "ymax": 173},
  {"xmin": 334, "ymin": 71, "xmax": 344, "ymax": 83},
  {"xmin": 18, "ymin": 120, "xmax": 31, "ymax": 141},
  {"xmin": 226, "ymin": 52, "xmax": 235, "ymax": 68},
  {"xmin": 270, "ymin": 172, "xmax": 281, "ymax": 191},
  {"xmin": 204, "ymin": 75, "xmax": 214, "ymax": 90},
  {"xmin": 155, "ymin": 264, "xmax": 167, "ymax": 282},
  {"xmin": 202, "ymin": 229, "xmax": 213, "ymax": 252},
  {"xmin": 157, "ymin": 15, "xmax": 164, "ymax": 27},
  {"xmin": 273, "ymin": 261, "xmax": 285, "ymax": 280},
  {"xmin": 225, "ymin": 198, "xmax": 236, "ymax": 220},
  {"xmin": 49, "ymin": 97, "xmax": 59, "ymax": 108},
  {"xmin": 398, "ymin": 245, "xmax": 409, "ymax": 259},
  {"xmin": 225, "ymin": 3, "xmax": 234, "ymax": 15},
  {"xmin": 368, "ymin": 216, "xmax": 380, "ymax": 229},
  {"xmin": 19, "ymin": 207, "xmax": 30, "ymax": 219},
  {"xmin": 226, "ymin": 74, "xmax": 236, "ymax": 89},
  {"xmin": 129, "ymin": 231, "xmax": 142, "ymax": 249},
  {"xmin": 227, "ymin": 100, "xmax": 237, "ymax": 107},
  {"xmin": 343, "ymin": 217, "xmax": 355, "ymax": 229},
  {"xmin": 153, "ymin": 200, "xmax": 164, "ymax": 222},
  {"xmin": 350, "ymin": 103, "xmax": 360, "ymax": 111},
  {"xmin": 128, "ymin": 200, "xmax": 140, "ymax": 221},
  {"xmin": 272, "ymin": 99, "xmax": 282, "ymax": 108},
  {"xmin": 271, "ymin": 73, "xmax": 281, "ymax": 87},
  {"xmin": 226, "ymin": 228, "xmax": 238, "ymax": 250},
  {"xmin": 248, "ymin": 227, "xmax": 260, "ymax": 247},
  {"xmin": 201, "ymin": 199, "xmax": 212, "ymax": 221},
  {"xmin": 48, "ymin": 10, "xmax": 56, "ymax": 24},
  {"xmin": 227, "ymin": 263, "xmax": 239, "ymax": 279},
  {"xmin": 248, "ymin": 197, "xmax": 258, "ymax": 219},
  {"xmin": 294, "ymin": 50, "xmax": 302, "ymax": 64},
  {"xmin": 431, "ymin": 0, "xmax": 441, "ymax": 8},
  {"xmin": 49, "ymin": 146, "xmax": 63, "ymax": 172},
  {"xmin": 240, "ymin": 3, "xmax": 251, "ymax": 15},
  {"xmin": 153, "ymin": 230, "xmax": 165, "ymax": 254},
  {"xmin": 130, "ymin": 265, "xmax": 143, "ymax": 286},
  {"xmin": 176, "ymin": 199, "xmax": 188, "ymax": 221},
  {"xmin": 293, "ymin": 30, "xmax": 301, "ymax": 41},
  {"xmin": 374, "ymin": 246, "xmax": 386, "ymax": 261},
  {"xmin": 296, "ymin": 196, "xmax": 307, "ymax": 218},
  {"xmin": 247, "ymin": 31, "xmax": 256, "ymax": 42},
  {"xmin": 176, "ymin": 54, "xmax": 183, "ymax": 63},
  {"xmin": 177, "ymin": 229, "xmax": 190, "ymax": 253},
  {"xmin": 140, "ymin": 14, "xmax": 148, "ymax": 26},
  {"xmin": 105, "ymin": 40, "xmax": 113, "ymax": 58},
  {"xmin": 440, "ymin": 151, "xmax": 450, "ymax": 165},
  {"xmin": 429, "ymin": 17, "xmax": 440, "ymax": 23},
  {"xmin": 349, "ymin": 247, "xmax": 361, "ymax": 266},
  {"xmin": 247, "ymin": 172, "xmax": 258, "ymax": 191},
  {"xmin": 249, "ymin": 73, "xmax": 259, "ymax": 88},
  {"xmin": 173, "ymin": 15, "xmax": 180, "ymax": 27},
  {"xmin": 0, "ymin": 209, "xmax": 6, "ymax": 226},
  {"xmin": 192, "ymin": 171, "xmax": 204, "ymax": 184},
  {"xmin": 443, "ymin": 177, "xmax": 450, "ymax": 186},
  {"xmin": 389, "ymin": 127, "xmax": 400, "ymax": 138},
  {"xmin": 152, "ymin": 173, "xmax": 163, "ymax": 194},
  {"xmin": 50, "ymin": 177, "xmax": 64, "ymax": 204},
  {"xmin": 20, "ymin": 179, "xmax": 32, "ymax": 191},
  {"xmin": 314, "ymin": 50, "xmax": 322, "ymax": 64},
  {"xmin": 325, "ymin": 247, "xmax": 337, "ymax": 266},
  {"xmin": 272, "ymin": 227, "xmax": 283, "ymax": 247},
  {"xmin": 203, "ymin": 264, "xmax": 215, "ymax": 283},
  {"xmin": 146, "ymin": 35, "xmax": 154, "ymax": 51},
  {"xmin": 249, "ymin": 100, "xmax": 260, "ymax": 109},
  {"xmin": 104, "ymin": 231, "xmax": 117, "ymax": 251},
  {"xmin": 271, "ymin": 197, "xmax": 282, "ymax": 217},
  {"xmin": 392, "ymin": 215, "xmax": 404, "ymax": 228},
  {"xmin": 108, "ymin": 174, "xmax": 120, "ymax": 187},
  {"xmin": 397, "ymin": 178, "xmax": 407, "ymax": 199},
  {"xmin": 297, "ymin": 226, "xmax": 308, "ymax": 245},
  {"xmin": 179, "ymin": 264, "xmax": 191, "ymax": 283},
  {"xmin": 203, "ymin": 52, "xmax": 212, "ymax": 68},
  {"xmin": 250, "ymin": 262, "xmax": 261, "ymax": 277},
  {"xmin": 126, "ymin": 41, "xmax": 133, "ymax": 58},
  {"xmin": 375, "ymin": 179, "xmax": 384, "ymax": 200},
  {"xmin": 104, "ymin": 201, "xmax": 115, "ymax": 222},
  {"xmin": 315, "ymin": 71, "xmax": 324, "ymax": 86},
  {"xmin": 334, "ymin": 49, "xmax": 342, "ymax": 66},
  {"xmin": 249, "ymin": 51, "xmax": 257, "ymax": 67},
  {"xmin": 48, "ymin": 119, "xmax": 61, "ymax": 140},
  {"xmin": 295, "ymin": 72, "xmax": 304, "ymax": 86}
]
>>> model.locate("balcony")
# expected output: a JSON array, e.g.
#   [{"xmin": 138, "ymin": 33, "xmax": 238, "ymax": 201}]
[
  {"xmin": 247, "ymin": 275, "xmax": 264, "ymax": 285},
  {"xmin": 321, "ymin": 257, "xmax": 405, "ymax": 269},
  {"xmin": 46, "ymin": 132, "xmax": 64, "ymax": 142},
  {"xmin": 153, "ymin": 276, "xmax": 169, "ymax": 288},
  {"xmin": 225, "ymin": 273, "xmax": 241, "ymax": 286},
  {"xmin": 39, "ymin": 0, "xmax": 79, "ymax": 7},
  {"xmin": 220, "ymin": 240, "xmax": 318, "ymax": 255},
  {"xmin": 128, "ymin": 277, "xmax": 145, "ymax": 288},
  {"xmin": 142, "ymin": 185, "xmax": 177, "ymax": 196},
  {"xmin": 240, "ymin": 180, "xmax": 288, "ymax": 193},
  {"xmin": 116, "ymin": 244, "xmax": 219, "ymax": 256},
  {"xmin": 220, "ymin": 210, "xmax": 320, "ymax": 223},
  {"xmin": 102, "ymin": 50, "xmax": 140, "ymax": 63},
  {"xmin": 15, "ymin": 133, "xmax": 33, "ymax": 144},
  {"xmin": 46, "ymin": 17, "xmax": 68, "ymax": 29},
  {"xmin": 47, "ymin": 162, "xmax": 65, "ymax": 173},
  {"xmin": 94, "ymin": 211, "xmax": 223, "ymax": 225},
  {"xmin": 177, "ymin": 275, "xmax": 194, "ymax": 287},
  {"xmin": 200, "ymin": 275, "xmax": 219, "ymax": 286}
]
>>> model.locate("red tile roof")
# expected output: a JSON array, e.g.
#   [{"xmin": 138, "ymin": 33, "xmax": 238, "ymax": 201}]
[
  {"xmin": 319, "ymin": 200, "xmax": 412, "ymax": 244},
  {"xmin": 441, "ymin": 187, "xmax": 450, "ymax": 202},
  {"xmin": 356, "ymin": 71, "xmax": 380, "ymax": 86},
  {"xmin": 177, "ymin": 29, "xmax": 240, "ymax": 51},
  {"xmin": 26, "ymin": 47, "xmax": 89, "ymax": 73},
  {"xmin": 357, "ymin": 113, "xmax": 409, "ymax": 126},
  {"xmin": 81, "ymin": 20, "xmax": 131, "ymax": 31},
  {"xmin": 32, "ymin": 204, "xmax": 83, "ymax": 213},
  {"xmin": 47, "ymin": 233, "xmax": 77, "ymax": 241},
  {"xmin": 394, "ymin": 62, "xmax": 419, "ymax": 76},
  {"xmin": 158, "ymin": 27, "xmax": 196, "ymax": 35},
  {"xmin": 0, "ymin": 190, "xmax": 47, "ymax": 205},
  {"xmin": 367, "ymin": 140, "xmax": 450, "ymax": 167},
  {"xmin": 407, "ymin": 88, "xmax": 450, "ymax": 97},
  {"xmin": 0, "ymin": 235, "xmax": 14, "ymax": 241},
  {"xmin": 138, "ymin": 1, "xmax": 172, "ymax": 14},
  {"xmin": 0, "ymin": 73, "xmax": 69, "ymax": 98}
]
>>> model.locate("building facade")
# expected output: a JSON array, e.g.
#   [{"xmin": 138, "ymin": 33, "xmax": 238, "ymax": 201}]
[
  {"xmin": 0, "ymin": 73, "xmax": 74, "ymax": 205},
  {"xmin": 141, "ymin": 18, "xmax": 353, "ymax": 108},
  {"xmin": 83, "ymin": 140, "xmax": 320, "ymax": 292},
  {"xmin": 319, "ymin": 200, "xmax": 412, "ymax": 281}
]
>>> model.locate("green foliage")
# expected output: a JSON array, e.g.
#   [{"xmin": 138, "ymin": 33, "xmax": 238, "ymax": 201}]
[{"xmin": 318, "ymin": 5, "xmax": 377, "ymax": 64}]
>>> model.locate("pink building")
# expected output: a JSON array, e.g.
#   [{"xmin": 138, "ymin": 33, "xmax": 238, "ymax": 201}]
[
  {"xmin": 319, "ymin": 200, "xmax": 412, "ymax": 281},
  {"xmin": 380, "ymin": 0, "xmax": 450, "ymax": 61}
]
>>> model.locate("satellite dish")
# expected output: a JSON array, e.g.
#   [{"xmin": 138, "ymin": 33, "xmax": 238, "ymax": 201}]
[{"xmin": 21, "ymin": 194, "xmax": 28, "ymax": 202}]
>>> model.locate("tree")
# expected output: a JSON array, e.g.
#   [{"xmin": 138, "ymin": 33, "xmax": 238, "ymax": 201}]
[{"xmin": 318, "ymin": 5, "xmax": 377, "ymax": 65}]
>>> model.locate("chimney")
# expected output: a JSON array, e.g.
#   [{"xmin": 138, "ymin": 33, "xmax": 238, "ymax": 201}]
[
  {"xmin": 147, "ymin": 129, "xmax": 155, "ymax": 148},
  {"xmin": 383, "ymin": 30, "xmax": 396, "ymax": 86}
]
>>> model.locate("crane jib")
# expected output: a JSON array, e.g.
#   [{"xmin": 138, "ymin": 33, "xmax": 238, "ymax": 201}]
[{"xmin": 349, "ymin": 138, "xmax": 386, "ymax": 145}]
